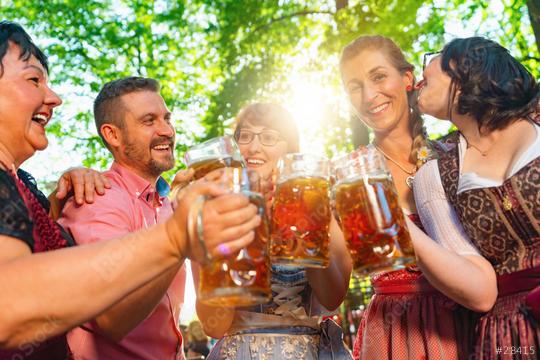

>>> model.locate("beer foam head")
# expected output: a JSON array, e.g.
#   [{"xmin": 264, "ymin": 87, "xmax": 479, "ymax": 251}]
[
  {"xmin": 332, "ymin": 145, "xmax": 388, "ymax": 183},
  {"xmin": 277, "ymin": 153, "xmax": 330, "ymax": 182}
]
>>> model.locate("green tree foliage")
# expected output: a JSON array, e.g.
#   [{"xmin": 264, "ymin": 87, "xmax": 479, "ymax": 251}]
[
  {"xmin": 0, "ymin": 0, "xmax": 538, "ymax": 180},
  {"xmin": 445, "ymin": 0, "xmax": 540, "ymax": 76}
]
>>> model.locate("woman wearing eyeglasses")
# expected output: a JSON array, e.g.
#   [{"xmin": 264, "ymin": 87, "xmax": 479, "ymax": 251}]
[
  {"xmin": 414, "ymin": 37, "xmax": 540, "ymax": 359},
  {"xmin": 339, "ymin": 35, "xmax": 493, "ymax": 359},
  {"xmin": 194, "ymin": 102, "xmax": 353, "ymax": 359}
]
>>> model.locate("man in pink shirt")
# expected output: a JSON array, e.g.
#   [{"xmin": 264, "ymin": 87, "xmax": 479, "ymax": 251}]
[{"xmin": 59, "ymin": 77, "xmax": 186, "ymax": 359}]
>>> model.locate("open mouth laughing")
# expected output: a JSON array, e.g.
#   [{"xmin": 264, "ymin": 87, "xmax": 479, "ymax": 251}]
[
  {"xmin": 31, "ymin": 112, "xmax": 51, "ymax": 127},
  {"xmin": 246, "ymin": 158, "xmax": 266, "ymax": 167}
]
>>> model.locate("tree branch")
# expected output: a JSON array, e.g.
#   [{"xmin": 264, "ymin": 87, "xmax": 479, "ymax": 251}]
[
  {"xmin": 252, "ymin": 10, "xmax": 335, "ymax": 34},
  {"xmin": 526, "ymin": 0, "xmax": 540, "ymax": 54},
  {"xmin": 519, "ymin": 55, "xmax": 540, "ymax": 62}
]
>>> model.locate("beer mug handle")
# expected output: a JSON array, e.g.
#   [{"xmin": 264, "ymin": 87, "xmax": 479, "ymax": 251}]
[
  {"xmin": 329, "ymin": 187, "xmax": 340, "ymax": 226},
  {"xmin": 187, "ymin": 194, "xmax": 213, "ymax": 263}
]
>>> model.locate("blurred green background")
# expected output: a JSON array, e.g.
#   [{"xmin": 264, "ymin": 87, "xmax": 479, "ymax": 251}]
[{"xmin": 2, "ymin": 0, "xmax": 538, "ymax": 186}]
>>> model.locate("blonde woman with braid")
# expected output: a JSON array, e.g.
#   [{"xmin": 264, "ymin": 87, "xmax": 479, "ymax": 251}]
[{"xmin": 339, "ymin": 35, "xmax": 488, "ymax": 359}]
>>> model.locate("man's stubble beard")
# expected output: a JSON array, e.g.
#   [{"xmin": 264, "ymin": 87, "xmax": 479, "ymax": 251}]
[{"xmin": 122, "ymin": 135, "xmax": 175, "ymax": 178}]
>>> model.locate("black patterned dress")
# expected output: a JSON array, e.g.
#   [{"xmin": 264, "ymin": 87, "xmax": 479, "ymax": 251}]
[
  {"xmin": 0, "ymin": 167, "xmax": 73, "ymax": 359},
  {"xmin": 438, "ymin": 132, "xmax": 540, "ymax": 359}
]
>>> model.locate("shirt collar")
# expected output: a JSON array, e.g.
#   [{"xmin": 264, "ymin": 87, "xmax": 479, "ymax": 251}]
[{"xmin": 110, "ymin": 162, "xmax": 170, "ymax": 205}]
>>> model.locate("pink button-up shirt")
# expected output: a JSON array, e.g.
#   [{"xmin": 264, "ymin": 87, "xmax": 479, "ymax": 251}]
[{"xmin": 59, "ymin": 162, "xmax": 185, "ymax": 360}]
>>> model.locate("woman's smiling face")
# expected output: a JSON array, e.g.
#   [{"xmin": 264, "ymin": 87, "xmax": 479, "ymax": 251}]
[
  {"xmin": 341, "ymin": 49, "xmax": 414, "ymax": 135},
  {"xmin": 0, "ymin": 42, "xmax": 62, "ymax": 165},
  {"xmin": 236, "ymin": 122, "xmax": 288, "ymax": 180}
]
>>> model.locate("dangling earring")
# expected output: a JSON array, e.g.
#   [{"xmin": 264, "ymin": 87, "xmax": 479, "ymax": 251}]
[{"xmin": 406, "ymin": 85, "xmax": 413, "ymax": 91}]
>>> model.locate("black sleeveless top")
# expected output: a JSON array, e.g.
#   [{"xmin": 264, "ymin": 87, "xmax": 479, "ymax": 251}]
[{"xmin": 0, "ymin": 167, "xmax": 73, "ymax": 359}]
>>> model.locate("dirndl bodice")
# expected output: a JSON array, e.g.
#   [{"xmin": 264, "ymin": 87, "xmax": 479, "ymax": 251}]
[{"xmin": 438, "ymin": 134, "xmax": 540, "ymax": 359}]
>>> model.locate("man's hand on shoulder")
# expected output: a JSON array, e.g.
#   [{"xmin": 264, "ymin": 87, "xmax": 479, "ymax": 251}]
[{"xmin": 49, "ymin": 167, "xmax": 111, "ymax": 220}]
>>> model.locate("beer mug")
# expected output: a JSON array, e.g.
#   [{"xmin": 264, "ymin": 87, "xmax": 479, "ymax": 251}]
[
  {"xmin": 197, "ymin": 168, "xmax": 271, "ymax": 307},
  {"xmin": 184, "ymin": 136, "xmax": 245, "ymax": 180},
  {"xmin": 332, "ymin": 146, "xmax": 415, "ymax": 275},
  {"xmin": 270, "ymin": 153, "xmax": 331, "ymax": 268}
]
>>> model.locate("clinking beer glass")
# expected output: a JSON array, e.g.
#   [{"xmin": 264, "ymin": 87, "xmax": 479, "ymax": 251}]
[
  {"xmin": 270, "ymin": 153, "xmax": 331, "ymax": 268},
  {"xmin": 332, "ymin": 147, "xmax": 415, "ymax": 275},
  {"xmin": 196, "ymin": 168, "xmax": 271, "ymax": 307},
  {"xmin": 184, "ymin": 135, "xmax": 245, "ymax": 180}
]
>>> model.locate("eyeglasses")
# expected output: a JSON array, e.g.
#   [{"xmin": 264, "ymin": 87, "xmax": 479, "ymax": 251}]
[
  {"xmin": 234, "ymin": 129, "xmax": 283, "ymax": 146},
  {"xmin": 422, "ymin": 51, "xmax": 441, "ymax": 72}
]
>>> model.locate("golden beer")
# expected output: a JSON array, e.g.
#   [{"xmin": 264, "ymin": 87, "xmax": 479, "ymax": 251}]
[
  {"xmin": 198, "ymin": 168, "xmax": 271, "ymax": 307},
  {"xmin": 190, "ymin": 156, "xmax": 244, "ymax": 180},
  {"xmin": 199, "ymin": 191, "xmax": 271, "ymax": 306},
  {"xmin": 270, "ymin": 176, "xmax": 331, "ymax": 268},
  {"xmin": 334, "ymin": 174, "xmax": 415, "ymax": 274},
  {"xmin": 184, "ymin": 135, "xmax": 245, "ymax": 180}
]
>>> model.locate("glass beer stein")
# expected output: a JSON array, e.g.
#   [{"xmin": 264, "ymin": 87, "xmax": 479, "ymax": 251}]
[
  {"xmin": 270, "ymin": 153, "xmax": 331, "ymax": 268},
  {"xmin": 197, "ymin": 168, "xmax": 271, "ymax": 307},
  {"xmin": 332, "ymin": 146, "xmax": 415, "ymax": 275},
  {"xmin": 184, "ymin": 135, "xmax": 245, "ymax": 180}
]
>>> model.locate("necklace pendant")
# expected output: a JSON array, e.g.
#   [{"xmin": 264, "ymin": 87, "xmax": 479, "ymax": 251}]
[
  {"xmin": 406, "ymin": 175, "xmax": 414, "ymax": 188},
  {"xmin": 502, "ymin": 195, "xmax": 513, "ymax": 211}
]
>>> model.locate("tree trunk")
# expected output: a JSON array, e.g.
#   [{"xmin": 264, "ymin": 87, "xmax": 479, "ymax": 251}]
[
  {"xmin": 527, "ymin": 0, "xmax": 540, "ymax": 54},
  {"xmin": 336, "ymin": 0, "xmax": 348, "ymax": 11}
]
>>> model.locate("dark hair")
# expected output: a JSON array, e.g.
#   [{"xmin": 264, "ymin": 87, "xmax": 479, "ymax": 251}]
[
  {"xmin": 440, "ymin": 37, "xmax": 540, "ymax": 131},
  {"xmin": 0, "ymin": 21, "xmax": 48, "ymax": 76},
  {"xmin": 233, "ymin": 102, "xmax": 300, "ymax": 153},
  {"xmin": 94, "ymin": 76, "xmax": 160, "ymax": 148},
  {"xmin": 340, "ymin": 35, "xmax": 429, "ymax": 167}
]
